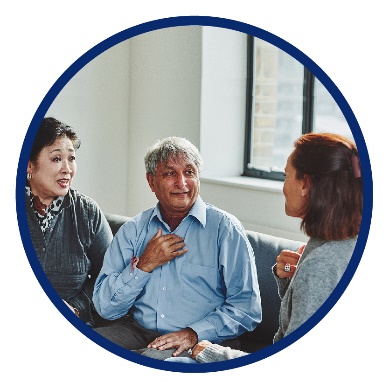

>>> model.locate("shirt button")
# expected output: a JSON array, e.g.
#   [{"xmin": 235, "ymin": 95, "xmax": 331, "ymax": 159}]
[
  {"xmin": 130, "ymin": 273, "xmax": 133, "ymax": 276},
  {"xmin": 162, "ymin": 287, "xmax": 166, "ymax": 291},
  {"xmin": 42, "ymin": 248, "xmax": 46, "ymax": 252},
  {"xmin": 135, "ymin": 276, "xmax": 138, "ymax": 280},
  {"xmin": 160, "ymin": 314, "xmax": 165, "ymax": 318}
]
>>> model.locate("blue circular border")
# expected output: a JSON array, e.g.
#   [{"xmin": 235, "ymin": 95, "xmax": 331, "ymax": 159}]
[{"xmin": 16, "ymin": 16, "xmax": 372, "ymax": 373}]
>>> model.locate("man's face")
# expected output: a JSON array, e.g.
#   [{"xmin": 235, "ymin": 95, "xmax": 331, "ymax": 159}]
[{"xmin": 146, "ymin": 156, "xmax": 200, "ymax": 217}]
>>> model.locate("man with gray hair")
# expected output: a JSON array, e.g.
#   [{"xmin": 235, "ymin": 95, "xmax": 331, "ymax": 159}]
[{"xmin": 93, "ymin": 137, "xmax": 261, "ymax": 360}]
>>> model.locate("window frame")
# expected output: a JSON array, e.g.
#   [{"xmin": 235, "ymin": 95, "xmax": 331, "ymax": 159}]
[{"xmin": 243, "ymin": 35, "xmax": 315, "ymax": 181}]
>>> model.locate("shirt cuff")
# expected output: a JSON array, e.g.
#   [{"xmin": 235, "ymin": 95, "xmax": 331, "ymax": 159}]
[
  {"xmin": 120, "ymin": 263, "xmax": 150, "ymax": 286},
  {"xmin": 190, "ymin": 320, "xmax": 218, "ymax": 343}
]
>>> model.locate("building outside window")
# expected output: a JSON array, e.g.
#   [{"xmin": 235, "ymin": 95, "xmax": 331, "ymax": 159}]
[{"xmin": 244, "ymin": 36, "xmax": 354, "ymax": 181}]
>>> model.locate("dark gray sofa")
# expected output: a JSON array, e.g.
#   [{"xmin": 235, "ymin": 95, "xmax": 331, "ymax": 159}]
[{"xmin": 104, "ymin": 213, "xmax": 305, "ymax": 353}]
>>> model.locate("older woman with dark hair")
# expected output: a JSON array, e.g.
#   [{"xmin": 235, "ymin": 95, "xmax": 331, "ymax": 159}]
[
  {"xmin": 26, "ymin": 117, "xmax": 113, "ymax": 326},
  {"xmin": 168, "ymin": 132, "xmax": 362, "ymax": 363}
]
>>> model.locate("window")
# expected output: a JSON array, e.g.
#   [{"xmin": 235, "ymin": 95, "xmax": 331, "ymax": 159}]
[{"xmin": 244, "ymin": 36, "xmax": 354, "ymax": 181}]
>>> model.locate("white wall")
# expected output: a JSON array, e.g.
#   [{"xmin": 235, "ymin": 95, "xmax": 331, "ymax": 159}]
[
  {"xmin": 126, "ymin": 26, "xmax": 202, "ymax": 217},
  {"xmin": 47, "ymin": 40, "xmax": 131, "ymax": 215},
  {"xmin": 46, "ymin": 26, "xmax": 307, "ymax": 242}
]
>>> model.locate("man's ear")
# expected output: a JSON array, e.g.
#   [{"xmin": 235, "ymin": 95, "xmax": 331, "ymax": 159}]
[
  {"xmin": 146, "ymin": 173, "xmax": 155, "ymax": 193},
  {"xmin": 301, "ymin": 174, "xmax": 311, "ymax": 197}
]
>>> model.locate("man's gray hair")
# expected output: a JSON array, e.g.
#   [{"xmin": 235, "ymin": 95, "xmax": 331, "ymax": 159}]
[{"xmin": 144, "ymin": 137, "xmax": 203, "ymax": 175}]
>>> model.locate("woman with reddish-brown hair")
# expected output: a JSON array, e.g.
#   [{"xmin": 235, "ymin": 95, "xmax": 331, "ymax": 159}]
[{"xmin": 273, "ymin": 132, "xmax": 362, "ymax": 341}]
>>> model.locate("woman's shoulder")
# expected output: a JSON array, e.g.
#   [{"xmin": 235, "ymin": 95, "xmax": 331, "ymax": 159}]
[
  {"xmin": 68, "ymin": 188, "xmax": 100, "ymax": 208},
  {"xmin": 309, "ymin": 237, "xmax": 357, "ymax": 257},
  {"xmin": 301, "ymin": 237, "xmax": 357, "ymax": 272},
  {"xmin": 67, "ymin": 188, "xmax": 104, "ymax": 219}
]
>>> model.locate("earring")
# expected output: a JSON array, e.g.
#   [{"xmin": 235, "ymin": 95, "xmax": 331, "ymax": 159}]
[{"xmin": 27, "ymin": 172, "xmax": 32, "ymax": 180}]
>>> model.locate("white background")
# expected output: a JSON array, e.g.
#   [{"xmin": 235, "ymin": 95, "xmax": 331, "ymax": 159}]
[{"xmin": 2, "ymin": 1, "xmax": 386, "ymax": 387}]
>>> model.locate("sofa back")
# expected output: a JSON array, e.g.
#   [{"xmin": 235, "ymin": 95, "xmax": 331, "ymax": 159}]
[
  {"xmin": 103, "ymin": 213, "xmax": 306, "ymax": 352},
  {"xmin": 106, "ymin": 213, "xmax": 131, "ymax": 236},
  {"xmin": 241, "ymin": 230, "xmax": 305, "ymax": 351}
]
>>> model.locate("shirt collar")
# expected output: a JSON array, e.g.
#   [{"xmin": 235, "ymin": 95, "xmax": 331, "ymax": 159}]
[
  {"xmin": 188, "ymin": 196, "xmax": 206, "ymax": 227},
  {"xmin": 150, "ymin": 196, "xmax": 207, "ymax": 229}
]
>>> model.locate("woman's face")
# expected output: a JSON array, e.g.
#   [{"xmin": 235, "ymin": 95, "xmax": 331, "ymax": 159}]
[
  {"xmin": 283, "ymin": 153, "xmax": 309, "ymax": 218},
  {"xmin": 27, "ymin": 136, "xmax": 77, "ymax": 204}
]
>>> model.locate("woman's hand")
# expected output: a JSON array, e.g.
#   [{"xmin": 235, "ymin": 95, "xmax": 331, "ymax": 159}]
[
  {"xmin": 191, "ymin": 340, "xmax": 213, "ymax": 359},
  {"xmin": 275, "ymin": 245, "xmax": 305, "ymax": 278}
]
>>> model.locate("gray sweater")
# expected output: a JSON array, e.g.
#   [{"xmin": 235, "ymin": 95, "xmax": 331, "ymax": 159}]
[
  {"xmin": 26, "ymin": 188, "xmax": 113, "ymax": 326},
  {"xmin": 194, "ymin": 236, "xmax": 356, "ymax": 362},
  {"xmin": 273, "ymin": 237, "xmax": 357, "ymax": 342},
  {"xmin": 196, "ymin": 344, "xmax": 248, "ymax": 362}
]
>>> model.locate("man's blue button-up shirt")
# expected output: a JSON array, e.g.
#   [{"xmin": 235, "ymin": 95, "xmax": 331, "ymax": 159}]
[{"xmin": 93, "ymin": 197, "xmax": 262, "ymax": 343}]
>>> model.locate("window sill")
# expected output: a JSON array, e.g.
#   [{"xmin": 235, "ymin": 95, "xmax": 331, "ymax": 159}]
[{"xmin": 201, "ymin": 175, "xmax": 283, "ymax": 193}]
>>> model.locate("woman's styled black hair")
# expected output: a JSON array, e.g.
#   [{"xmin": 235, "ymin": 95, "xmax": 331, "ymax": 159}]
[{"xmin": 29, "ymin": 117, "xmax": 81, "ymax": 164}]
